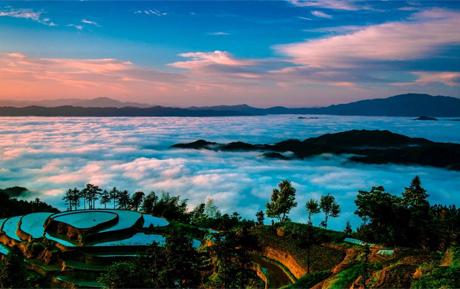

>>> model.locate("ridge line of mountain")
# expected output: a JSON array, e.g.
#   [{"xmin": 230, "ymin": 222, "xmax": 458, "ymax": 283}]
[
  {"xmin": 1, "ymin": 93, "xmax": 459, "ymax": 117},
  {"xmin": 171, "ymin": 129, "xmax": 460, "ymax": 171}
]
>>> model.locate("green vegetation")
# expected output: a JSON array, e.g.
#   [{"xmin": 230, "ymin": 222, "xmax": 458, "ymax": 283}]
[
  {"xmin": 355, "ymin": 177, "xmax": 460, "ymax": 249},
  {"xmin": 0, "ymin": 175, "xmax": 459, "ymax": 289},
  {"xmin": 0, "ymin": 250, "xmax": 30, "ymax": 288},
  {"xmin": 282, "ymin": 270, "xmax": 331, "ymax": 289},
  {"xmin": 0, "ymin": 188, "xmax": 58, "ymax": 218},
  {"xmin": 266, "ymin": 180, "xmax": 297, "ymax": 223}
]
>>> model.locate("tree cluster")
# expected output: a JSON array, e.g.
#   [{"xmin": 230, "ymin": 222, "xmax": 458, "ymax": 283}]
[
  {"xmin": 355, "ymin": 176, "xmax": 459, "ymax": 249},
  {"xmin": 0, "ymin": 188, "xmax": 58, "ymax": 218}
]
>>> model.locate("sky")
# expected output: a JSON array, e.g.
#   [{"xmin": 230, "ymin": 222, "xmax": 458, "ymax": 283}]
[{"xmin": 1, "ymin": 0, "xmax": 460, "ymax": 107}]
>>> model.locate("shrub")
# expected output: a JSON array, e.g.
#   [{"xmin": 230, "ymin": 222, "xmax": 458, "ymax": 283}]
[
  {"xmin": 282, "ymin": 270, "xmax": 331, "ymax": 289},
  {"xmin": 411, "ymin": 267, "xmax": 460, "ymax": 289}
]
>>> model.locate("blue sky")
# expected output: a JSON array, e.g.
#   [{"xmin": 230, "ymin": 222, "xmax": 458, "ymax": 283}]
[{"xmin": 1, "ymin": 0, "xmax": 459, "ymax": 106}]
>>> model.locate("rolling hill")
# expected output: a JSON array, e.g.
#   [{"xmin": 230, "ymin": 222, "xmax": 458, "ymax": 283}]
[{"xmin": 0, "ymin": 93, "xmax": 459, "ymax": 116}]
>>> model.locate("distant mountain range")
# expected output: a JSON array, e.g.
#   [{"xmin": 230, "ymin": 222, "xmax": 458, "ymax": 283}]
[
  {"xmin": 1, "ymin": 93, "xmax": 459, "ymax": 117},
  {"xmin": 0, "ymin": 97, "xmax": 146, "ymax": 108}
]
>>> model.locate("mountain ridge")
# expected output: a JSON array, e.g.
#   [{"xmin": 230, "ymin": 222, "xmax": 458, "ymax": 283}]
[{"xmin": 1, "ymin": 93, "xmax": 459, "ymax": 116}]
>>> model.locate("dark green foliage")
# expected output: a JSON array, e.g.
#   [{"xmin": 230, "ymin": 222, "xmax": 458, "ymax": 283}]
[
  {"xmin": 319, "ymin": 194, "xmax": 340, "ymax": 228},
  {"xmin": 283, "ymin": 270, "xmax": 331, "ymax": 289},
  {"xmin": 100, "ymin": 189, "xmax": 110, "ymax": 209},
  {"xmin": 100, "ymin": 235, "xmax": 203, "ymax": 289},
  {"xmin": 0, "ymin": 189, "xmax": 58, "ymax": 218},
  {"xmin": 355, "ymin": 176, "xmax": 460, "ymax": 249},
  {"xmin": 344, "ymin": 221, "xmax": 352, "ymax": 236},
  {"xmin": 81, "ymin": 184, "xmax": 102, "ymax": 210},
  {"xmin": 206, "ymin": 228, "xmax": 258, "ymax": 289},
  {"xmin": 116, "ymin": 190, "xmax": 130, "ymax": 210},
  {"xmin": 142, "ymin": 192, "xmax": 190, "ymax": 223},
  {"xmin": 62, "ymin": 188, "xmax": 80, "ymax": 211},
  {"xmin": 266, "ymin": 180, "xmax": 297, "ymax": 223},
  {"xmin": 256, "ymin": 210, "xmax": 264, "ymax": 225},
  {"xmin": 98, "ymin": 261, "xmax": 151, "ymax": 289},
  {"xmin": 162, "ymin": 230, "xmax": 203, "ymax": 288},
  {"xmin": 130, "ymin": 191, "xmax": 144, "ymax": 211},
  {"xmin": 0, "ymin": 186, "xmax": 30, "ymax": 197},
  {"xmin": 306, "ymin": 198, "xmax": 320, "ymax": 225},
  {"xmin": 411, "ymin": 267, "xmax": 460, "ymax": 289},
  {"xmin": 0, "ymin": 251, "xmax": 30, "ymax": 289}
]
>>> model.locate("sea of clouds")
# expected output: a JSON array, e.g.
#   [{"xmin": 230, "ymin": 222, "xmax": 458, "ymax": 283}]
[{"xmin": 1, "ymin": 115, "xmax": 459, "ymax": 230}]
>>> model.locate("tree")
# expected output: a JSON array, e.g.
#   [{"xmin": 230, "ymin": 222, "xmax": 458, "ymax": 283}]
[
  {"xmin": 355, "ymin": 186, "xmax": 410, "ymax": 245},
  {"xmin": 206, "ymin": 229, "xmax": 255, "ymax": 288},
  {"xmin": 163, "ymin": 230, "xmax": 203, "ymax": 288},
  {"xmin": 266, "ymin": 180, "xmax": 297, "ymax": 223},
  {"xmin": 70, "ymin": 188, "xmax": 80, "ymax": 210},
  {"xmin": 117, "ymin": 190, "xmax": 130, "ymax": 209},
  {"xmin": 403, "ymin": 176, "xmax": 429, "ymax": 208},
  {"xmin": 98, "ymin": 261, "xmax": 152, "ymax": 289},
  {"xmin": 81, "ymin": 184, "xmax": 101, "ymax": 210},
  {"xmin": 63, "ymin": 189, "xmax": 73, "ymax": 211},
  {"xmin": 319, "ymin": 194, "xmax": 340, "ymax": 228},
  {"xmin": 142, "ymin": 191, "xmax": 158, "ymax": 213},
  {"xmin": 131, "ymin": 191, "xmax": 145, "ymax": 211},
  {"xmin": 190, "ymin": 203, "xmax": 207, "ymax": 226},
  {"xmin": 100, "ymin": 190, "xmax": 110, "ymax": 209},
  {"xmin": 344, "ymin": 221, "xmax": 353, "ymax": 236},
  {"xmin": 205, "ymin": 199, "xmax": 220, "ymax": 219},
  {"xmin": 403, "ymin": 176, "xmax": 431, "ymax": 248},
  {"xmin": 143, "ymin": 192, "xmax": 189, "ymax": 223},
  {"xmin": 256, "ymin": 210, "xmax": 264, "ymax": 225},
  {"xmin": 306, "ymin": 198, "xmax": 320, "ymax": 225},
  {"xmin": 109, "ymin": 187, "xmax": 119, "ymax": 209}
]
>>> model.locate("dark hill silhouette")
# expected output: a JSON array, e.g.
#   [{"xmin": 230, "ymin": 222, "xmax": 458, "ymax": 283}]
[
  {"xmin": 172, "ymin": 130, "xmax": 460, "ymax": 171},
  {"xmin": 0, "ymin": 93, "xmax": 459, "ymax": 116}
]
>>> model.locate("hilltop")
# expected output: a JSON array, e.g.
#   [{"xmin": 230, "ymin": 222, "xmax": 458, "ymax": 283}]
[
  {"xmin": 172, "ymin": 129, "xmax": 460, "ymax": 171},
  {"xmin": 1, "ymin": 93, "xmax": 459, "ymax": 116}
]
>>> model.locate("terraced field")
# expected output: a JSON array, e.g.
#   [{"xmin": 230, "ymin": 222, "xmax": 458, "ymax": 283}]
[
  {"xmin": 0, "ymin": 209, "xmax": 191, "ymax": 288},
  {"xmin": 2, "ymin": 210, "xmax": 454, "ymax": 289}
]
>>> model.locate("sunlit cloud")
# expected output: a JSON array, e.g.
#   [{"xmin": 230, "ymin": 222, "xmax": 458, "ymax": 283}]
[
  {"xmin": 277, "ymin": 9, "xmax": 460, "ymax": 68},
  {"xmin": 287, "ymin": 0, "xmax": 360, "ymax": 11},
  {"xmin": 0, "ymin": 8, "xmax": 56, "ymax": 26},
  {"xmin": 0, "ymin": 52, "xmax": 182, "ymax": 101},
  {"xmin": 81, "ymin": 18, "xmax": 99, "ymax": 26},
  {"xmin": 311, "ymin": 10, "xmax": 333, "ymax": 19},
  {"xmin": 414, "ymin": 72, "xmax": 460, "ymax": 87},
  {"xmin": 170, "ymin": 51, "xmax": 255, "ymax": 69}
]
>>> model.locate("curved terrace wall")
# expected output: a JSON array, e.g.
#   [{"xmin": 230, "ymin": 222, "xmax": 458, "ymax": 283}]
[{"xmin": 262, "ymin": 246, "xmax": 307, "ymax": 279}]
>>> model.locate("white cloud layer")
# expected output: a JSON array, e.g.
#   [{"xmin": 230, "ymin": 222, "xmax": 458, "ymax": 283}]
[{"xmin": 1, "ymin": 115, "xmax": 460, "ymax": 230}]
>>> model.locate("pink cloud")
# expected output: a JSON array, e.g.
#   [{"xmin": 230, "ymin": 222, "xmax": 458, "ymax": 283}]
[
  {"xmin": 276, "ymin": 9, "xmax": 460, "ymax": 68},
  {"xmin": 287, "ymin": 0, "xmax": 359, "ymax": 11},
  {"xmin": 414, "ymin": 71, "xmax": 460, "ymax": 87},
  {"xmin": 170, "ymin": 50, "xmax": 255, "ymax": 69},
  {"xmin": 0, "ymin": 52, "xmax": 182, "ymax": 101}
]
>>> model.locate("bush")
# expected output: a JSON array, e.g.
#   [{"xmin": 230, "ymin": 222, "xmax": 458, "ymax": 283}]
[
  {"xmin": 282, "ymin": 270, "xmax": 331, "ymax": 289},
  {"xmin": 411, "ymin": 267, "xmax": 460, "ymax": 289}
]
